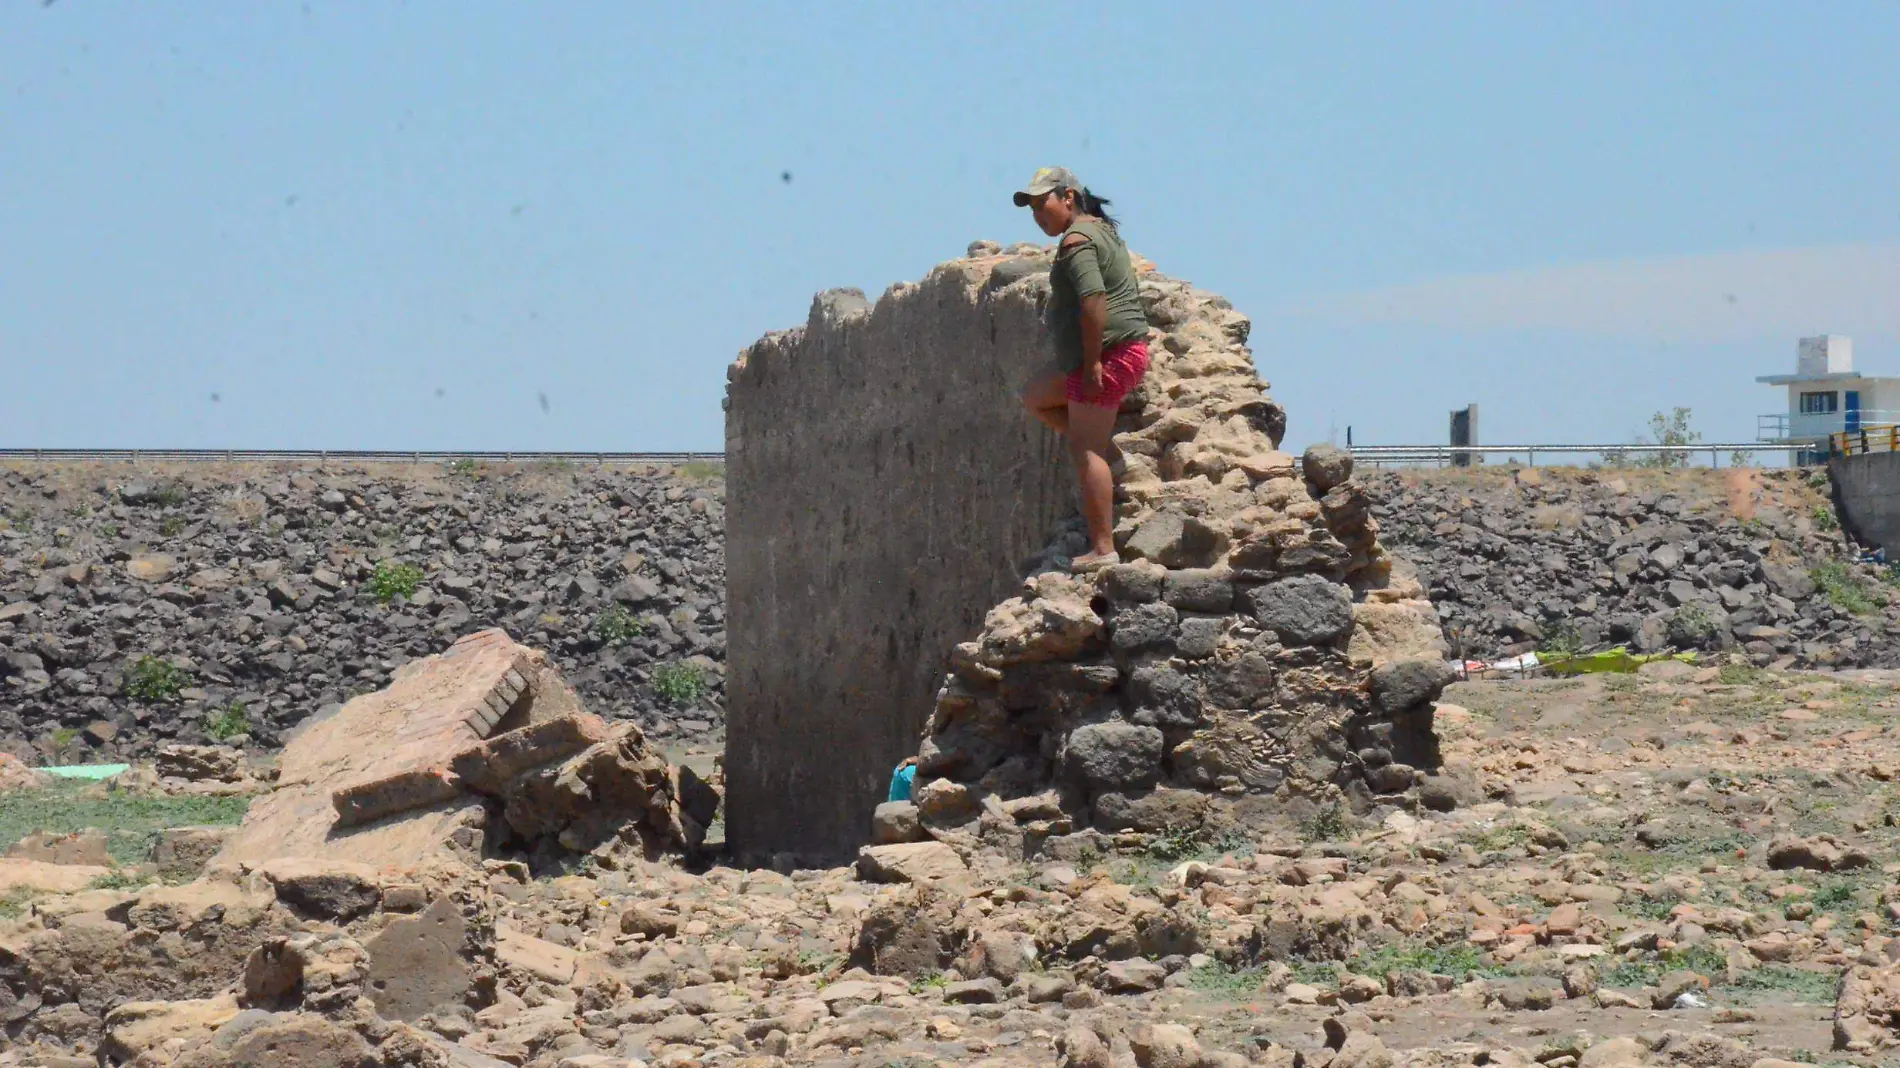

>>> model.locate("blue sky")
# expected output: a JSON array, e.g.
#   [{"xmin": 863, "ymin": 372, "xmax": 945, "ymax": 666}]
[{"xmin": 3, "ymin": 2, "xmax": 1896, "ymax": 452}]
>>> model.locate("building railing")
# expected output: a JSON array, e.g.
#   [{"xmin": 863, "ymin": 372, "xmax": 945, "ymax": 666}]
[
  {"xmin": 1760, "ymin": 411, "xmax": 1900, "ymax": 442},
  {"xmin": 1831, "ymin": 427, "xmax": 1900, "ymax": 456},
  {"xmin": 1349, "ymin": 443, "xmax": 1807, "ymax": 469}
]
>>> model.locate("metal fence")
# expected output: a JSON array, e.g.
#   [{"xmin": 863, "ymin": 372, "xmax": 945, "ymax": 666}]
[
  {"xmin": 0, "ymin": 448, "xmax": 725, "ymax": 465},
  {"xmin": 1830, "ymin": 427, "xmax": 1900, "ymax": 457},
  {"xmin": 1347, "ymin": 442, "xmax": 1809, "ymax": 469}
]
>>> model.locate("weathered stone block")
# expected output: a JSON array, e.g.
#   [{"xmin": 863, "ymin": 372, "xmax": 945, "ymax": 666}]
[
  {"xmin": 1060, "ymin": 722, "xmax": 1164, "ymax": 791},
  {"xmin": 1245, "ymin": 574, "xmax": 1355, "ymax": 645}
]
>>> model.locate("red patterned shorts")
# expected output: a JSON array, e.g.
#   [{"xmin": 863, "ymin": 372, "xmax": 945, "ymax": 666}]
[{"xmin": 1066, "ymin": 339, "xmax": 1150, "ymax": 408}]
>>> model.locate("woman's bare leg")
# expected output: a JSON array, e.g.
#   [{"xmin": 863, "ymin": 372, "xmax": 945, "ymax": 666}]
[
  {"xmin": 1021, "ymin": 371, "xmax": 1070, "ymax": 435},
  {"xmin": 1066, "ymin": 398, "xmax": 1120, "ymax": 559}
]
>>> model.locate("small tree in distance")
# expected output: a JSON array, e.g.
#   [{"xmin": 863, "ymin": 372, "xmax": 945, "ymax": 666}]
[{"xmin": 1634, "ymin": 407, "xmax": 1702, "ymax": 469}]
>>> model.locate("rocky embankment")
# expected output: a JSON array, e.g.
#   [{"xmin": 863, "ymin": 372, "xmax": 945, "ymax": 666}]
[
  {"xmin": 0, "ymin": 461, "xmax": 726, "ymax": 762},
  {"xmin": 1365, "ymin": 465, "xmax": 1900, "ymax": 668}
]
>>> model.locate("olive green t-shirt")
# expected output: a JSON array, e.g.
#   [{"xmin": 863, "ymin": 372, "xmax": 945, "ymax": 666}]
[{"xmin": 1048, "ymin": 218, "xmax": 1150, "ymax": 373}]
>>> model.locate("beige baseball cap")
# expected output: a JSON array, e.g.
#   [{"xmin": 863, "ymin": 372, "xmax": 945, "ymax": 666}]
[{"xmin": 1012, "ymin": 166, "xmax": 1082, "ymax": 207}]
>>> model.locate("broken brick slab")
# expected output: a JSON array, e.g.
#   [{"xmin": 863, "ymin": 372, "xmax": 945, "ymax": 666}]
[
  {"xmin": 216, "ymin": 628, "xmax": 588, "ymax": 870},
  {"xmin": 331, "ymin": 714, "xmax": 611, "ymax": 828}
]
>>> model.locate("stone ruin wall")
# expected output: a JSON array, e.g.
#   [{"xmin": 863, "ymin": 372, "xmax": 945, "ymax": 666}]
[
  {"xmin": 723, "ymin": 249, "xmax": 1076, "ymax": 861},
  {"xmin": 727, "ymin": 240, "xmax": 1454, "ymax": 863}
]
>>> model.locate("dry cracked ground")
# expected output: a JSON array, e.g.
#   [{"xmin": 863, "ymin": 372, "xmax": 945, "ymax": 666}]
[{"xmin": 9, "ymin": 661, "xmax": 1900, "ymax": 1067}]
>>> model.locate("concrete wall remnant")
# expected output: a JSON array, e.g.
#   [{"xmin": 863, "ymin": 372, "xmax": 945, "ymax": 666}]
[
  {"xmin": 723, "ymin": 246, "xmax": 1079, "ymax": 861},
  {"xmin": 726, "ymin": 240, "xmax": 1451, "ymax": 862}
]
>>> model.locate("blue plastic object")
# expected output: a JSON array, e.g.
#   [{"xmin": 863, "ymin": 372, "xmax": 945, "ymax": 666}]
[{"xmin": 886, "ymin": 763, "xmax": 916, "ymax": 803}]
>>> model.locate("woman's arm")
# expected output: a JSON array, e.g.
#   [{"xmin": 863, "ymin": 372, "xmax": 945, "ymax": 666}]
[{"xmin": 1061, "ymin": 234, "xmax": 1109, "ymax": 394}]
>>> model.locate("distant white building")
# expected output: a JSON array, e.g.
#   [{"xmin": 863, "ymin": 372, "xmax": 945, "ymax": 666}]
[{"xmin": 1758, "ymin": 336, "xmax": 1900, "ymax": 461}]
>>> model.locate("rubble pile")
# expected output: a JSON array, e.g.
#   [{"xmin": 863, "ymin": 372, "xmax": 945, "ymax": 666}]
[
  {"xmin": 876, "ymin": 245, "xmax": 1459, "ymax": 861},
  {"xmin": 1365, "ymin": 466, "xmax": 1900, "ymax": 667},
  {"xmin": 0, "ymin": 461, "xmax": 727, "ymax": 760},
  {"xmin": 217, "ymin": 628, "xmax": 718, "ymax": 876}
]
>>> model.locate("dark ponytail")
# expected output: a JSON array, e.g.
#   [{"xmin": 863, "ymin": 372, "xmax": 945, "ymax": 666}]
[{"xmin": 1066, "ymin": 186, "xmax": 1119, "ymax": 229}]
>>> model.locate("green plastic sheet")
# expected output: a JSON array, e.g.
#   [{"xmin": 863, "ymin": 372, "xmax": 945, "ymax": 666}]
[
  {"xmin": 36, "ymin": 763, "xmax": 130, "ymax": 780},
  {"xmin": 1539, "ymin": 647, "xmax": 1697, "ymax": 677}
]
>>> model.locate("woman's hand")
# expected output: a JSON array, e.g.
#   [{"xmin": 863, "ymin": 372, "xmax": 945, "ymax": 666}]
[{"xmin": 1082, "ymin": 360, "xmax": 1105, "ymax": 399}]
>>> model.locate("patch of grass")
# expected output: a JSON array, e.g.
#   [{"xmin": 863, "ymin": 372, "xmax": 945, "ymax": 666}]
[
  {"xmin": 1147, "ymin": 825, "xmax": 1253, "ymax": 863},
  {"xmin": 675, "ymin": 460, "xmax": 724, "ymax": 481},
  {"xmin": 1812, "ymin": 562, "xmax": 1879, "ymax": 615},
  {"xmin": 1667, "ymin": 604, "xmax": 1723, "ymax": 649},
  {"xmin": 0, "ymin": 782, "xmax": 250, "ymax": 867},
  {"xmin": 444, "ymin": 458, "xmax": 479, "ymax": 476},
  {"xmin": 1184, "ymin": 962, "xmax": 1269, "ymax": 997},
  {"xmin": 0, "ymin": 887, "xmax": 37, "ymax": 921},
  {"xmin": 365, "ymin": 561, "xmax": 425, "ymax": 603},
  {"xmin": 49, "ymin": 727, "xmax": 80, "ymax": 752},
  {"xmin": 204, "ymin": 701, "xmax": 250, "ymax": 743},
  {"xmin": 124, "ymin": 655, "xmax": 191, "ymax": 704},
  {"xmin": 1300, "ymin": 802, "xmax": 1350, "ymax": 844},
  {"xmin": 651, "ymin": 662, "xmax": 707, "ymax": 706},
  {"xmin": 1716, "ymin": 661, "xmax": 1770, "ymax": 686},
  {"xmin": 1461, "ymin": 822, "xmax": 1534, "ymax": 855},
  {"xmin": 1813, "ymin": 504, "xmax": 1840, "ymax": 532},
  {"xmin": 1539, "ymin": 619, "xmax": 1586, "ymax": 659},
  {"xmin": 158, "ymin": 515, "xmax": 186, "ymax": 537},
  {"xmin": 909, "ymin": 971, "xmax": 953, "ymax": 995},
  {"xmin": 1601, "ymin": 943, "xmax": 1728, "ymax": 990},
  {"xmin": 594, "ymin": 604, "xmax": 644, "ymax": 645},
  {"xmin": 1349, "ymin": 940, "xmax": 1500, "ymax": 982},
  {"xmin": 1625, "ymin": 888, "xmax": 1685, "ymax": 921},
  {"xmin": 87, "ymin": 872, "xmax": 150, "ymax": 891},
  {"xmin": 150, "ymin": 485, "xmax": 186, "ymax": 508}
]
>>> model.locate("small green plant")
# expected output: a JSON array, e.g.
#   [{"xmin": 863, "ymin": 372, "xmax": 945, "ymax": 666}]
[
  {"xmin": 676, "ymin": 459, "xmax": 725, "ymax": 481},
  {"xmin": 124, "ymin": 655, "xmax": 190, "ymax": 703},
  {"xmin": 445, "ymin": 457, "xmax": 478, "ymax": 476},
  {"xmin": 1634, "ymin": 407, "xmax": 1703, "ymax": 470},
  {"xmin": 594, "ymin": 604, "xmax": 644, "ymax": 645},
  {"xmin": 1813, "ymin": 504, "xmax": 1840, "ymax": 532},
  {"xmin": 5, "ymin": 510, "xmax": 35, "ymax": 533},
  {"xmin": 1184, "ymin": 962, "xmax": 1269, "ymax": 996},
  {"xmin": 159, "ymin": 515, "xmax": 186, "ymax": 537},
  {"xmin": 1716, "ymin": 661, "xmax": 1769, "ymax": 686},
  {"xmin": 1349, "ymin": 940, "xmax": 1498, "ymax": 982},
  {"xmin": 204, "ymin": 701, "xmax": 250, "ymax": 742},
  {"xmin": 97, "ymin": 522, "xmax": 119, "ymax": 539},
  {"xmin": 87, "ymin": 871, "xmax": 149, "ymax": 891},
  {"xmin": 1300, "ymin": 802, "xmax": 1350, "ymax": 844},
  {"xmin": 1666, "ymin": 604, "xmax": 1722, "ymax": 649},
  {"xmin": 49, "ymin": 727, "xmax": 80, "ymax": 751},
  {"xmin": 652, "ymin": 662, "xmax": 707, "ymax": 706},
  {"xmin": 1147, "ymin": 825, "xmax": 1253, "ymax": 863},
  {"xmin": 151, "ymin": 485, "xmax": 186, "ymax": 507},
  {"xmin": 1539, "ymin": 618, "xmax": 1586, "ymax": 659},
  {"xmin": 365, "ymin": 561, "xmax": 425, "ymax": 603},
  {"xmin": 1812, "ymin": 562, "xmax": 1878, "ymax": 615}
]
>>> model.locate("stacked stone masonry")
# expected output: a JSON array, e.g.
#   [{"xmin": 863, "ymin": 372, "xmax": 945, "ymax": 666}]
[
  {"xmin": 880, "ymin": 244, "xmax": 1455, "ymax": 858},
  {"xmin": 724, "ymin": 237, "xmax": 1451, "ymax": 862}
]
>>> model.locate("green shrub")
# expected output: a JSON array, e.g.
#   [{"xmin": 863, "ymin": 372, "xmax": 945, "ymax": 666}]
[
  {"xmin": 445, "ymin": 458, "xmax": 479, "ymax": 476},
  {"xmin": 150, "ymin": 485, "xmax": 186, "ymax": 507},
  {"xmin": 1540, "ymin": 618, "xmax": 1585, "ymax": 658},
  {"xmin": 1813, "ymin": 504, "xmax": 1840, "ymax": 532},
  {"xmin": 159, "ymin": 515, "xmax": 186, "ymax": 537},
  {"xmin": 1812, "ymin": 562, "xmax": 1878, "ymax": 615},
  {"xmin": 594, "ymin": 605, "xmax": 644, "ymax": 645},
  {"xmin": 1666, "ymin": 605, "xmax": 1722, "ymax": 649},
  {"xmin": 652, "ymin": 662, "xmax": 708, "ymax": 706},
  {"xmin": 88, "ymin": 872, "xmax": 150, "ymax": 891},
  {"xmin": 49, "ymin": 727, "xmax": 79, "ymax": 752},
  {"xmin": 124, "ymin": 655, "xmax": 190, "ymax": 703},
  {"xmin": 1300, "ymin": 802, "xmax": 1350, "ymax": 844},
  {"xmin": 205, "ymin": 701, "xmax": 250, "ymax": 742},
  {"xmin": 365, "ymin": 561, "xmax": 424, "ymax": 603}
]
